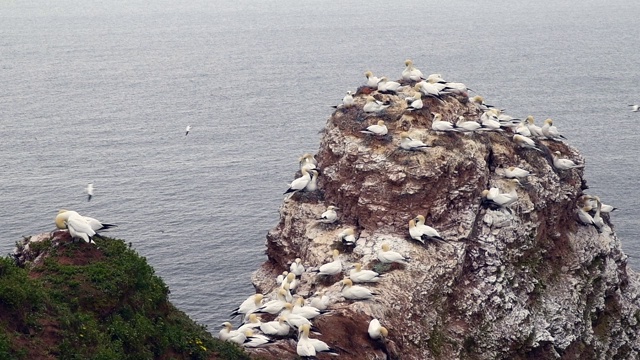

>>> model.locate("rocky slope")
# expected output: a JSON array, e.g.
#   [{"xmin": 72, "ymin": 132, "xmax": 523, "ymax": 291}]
[{"xmin": 248, "ymin": 76, "xmax": 640, "ymax": 359}]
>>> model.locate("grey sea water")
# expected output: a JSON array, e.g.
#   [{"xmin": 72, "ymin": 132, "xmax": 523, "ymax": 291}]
[{"xmin": 1, "ymin": 0, "xmax": 639, "ymax": 331}]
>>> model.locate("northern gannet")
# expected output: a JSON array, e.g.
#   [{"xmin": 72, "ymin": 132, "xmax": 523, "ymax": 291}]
[
  {"xmin": 413, "ymin": 215, "xmax": 445, "ymax": 242},
  {"xmin": 361, "ymin": 120, "xmax": 388, "ymax": 136},
  {"xmin": 400, "ymin": 132, "xmax": 430, "ymax": 151},
  {"xmin": 292, "ymin": 297, "xmax": 327, "ymax": 319},
  {"xmin": 349, "ymin": 263, "xmax": 382, "ymax": 283},
  {"xmin": 218, "ymin": 322, "xmax": 238, "ymax": 341},
  {"xmin": 309, "ymin": 291, "xmax": 330, "ymax": 311},
  {"xmin": 341, "ymin": 278, "xmax": 376, "ymax": 300},
  {"xmin": 377, "ymin": 77, "xmax": 402, "ymax": 94},
  {"xmin": 542, "ymin": 118, "xmax": 566, "ymax": 140},
  {"xmin": 471, "ymin": 96, "xmax": 498, "ymax": 112},
  {"xmin": 525, "ymin": 116, "xmax": 544, "ymax": 138},
  {"xmin": 365, "ymin": 71, "xmax": 380, "ymax": 88},
  {"xmin": 317, "ymin": 249, "xmax": 342, "ymax": 276},
  {"xmin": 515, "ymin": 121, "xmax": 532, "ymax": 137},
  {"xmin": 338, "ymin": 228, "xmax": 357, "ymax": 246},
  {"xmin": 281, "ymin": 308, "xmax": 313, "ymax": 329},
  {"xmin": 482, "ymin": 180, "xmax": 519, "ymax": 209},
  {"xmin": 304, "ymin": 168, "xmax": 319, "ymax": 192},
  {"xmin": 185, "ymin": 125, "xmax": 192, "ymax": 136},
  {"xmin": 302, "ymin": 324, "xmax": 339, "ymax": 356},
  {"xmin": 431, "ymin": 113, "xmax": 458, "ymax": 132},
  {"xmin": 56, "ymin": 210, "xmax": 98, "ymax": 244},
  {"xmin": 334, "ymin": 90, "xmax": 355, "ymax": 108},
  {"xmin": 318, "ymin": 205, "xmax": 339, "ymax": 224},
  {"xmin": 629, "ymin": 104, "xmax": 639, "ymax": 112},
  {"xmin": 552, "ymin": 151, "xmax": 584, "ymax": 170},
  {"xmin": 284, "ymin": 168, "xmax": 313, "ymax": 195},
  {"xmin": 254, "ymin": 289, "xmax": 288, "ymax": 314},
  {"xmin": 237, "ymin": 314, "xmax": 262, "ymax": 333},
  {"xmin": 242, "ymin": 330, "xmax": 273, "ymax": 348},
  {"xmin": 592, "ymin": 198, "xmax": 605, "ymax": 231},
  {"xmin": 276, "ymin": 271, "xmax": 288, "ymax": 285},
  {"xmin": 86, "ymin": 182, "xmax": 94, "ymax": 201},
  {"xmin": 368, "ymin": 318, "xmax": 388, "ymax": 340},
  {"xmin": 377, "ymin": 243, "xmax": 410, "ymax": 265},
  {"xmin": 415, "ymin": 82, "xmax": 443, "ymax": 99},
  {"xmin": 577, "ymin": 206, "xmax": 597, "ymax": 228},
  {"xmin": 56, "ymin": 210, "xmax": 116, "ymax": 232},
  {"xmin": 402, "ymin": 59, "xmax": 424, "ymax": 81},
  {"xmin": 299, "ymin": 153, "xmax": 318, "ymax": 170},
  {"xmin": 456, "ymin": 116, "xmax": 483, "ymax": 132},
  {"xmin": 231, "ymin": 293, "xmax": 264, "ymax": 318},
  {"xmin": 406, "ymin": 92, "xmax": 423, "ymax": 111},
  {"xmin": 363, "ymin": 95, "xmax": 391, "ymax": 113},
  {"xmin": 503, "ymin": 166, "xmax": 534, "ymax": 179},
  {"xmin": 260, "ymin": 317, "xmax": 290, "ymax": 336},
  {"xmin": 290, "ymin": 258, "xmax": 305, "ymax": 277},
  {"xmin": 281, "ymin": 272, "xmax": 298, "ymax": 292},
  {"xmin": 513, "ymin": 134, "xmax": 543, "ymax": 152},
  {"xmin": 584, "ymin": 195, "xmax": 617, "ymax": 213}
]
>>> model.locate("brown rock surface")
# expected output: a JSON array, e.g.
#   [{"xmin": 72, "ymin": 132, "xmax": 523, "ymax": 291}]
[{"xmin": 249, "ymin": 78, "xmax": 640, "ymax": 359}]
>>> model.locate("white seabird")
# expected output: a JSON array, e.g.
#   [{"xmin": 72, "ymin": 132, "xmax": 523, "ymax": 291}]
[
  {"xmin": 231, "ymin": 293, "xmax": 264, "ymax": 318},
  {"xmin": 365, "ymin": 70, "xmax": 380, "ymax": 88},
  {"xmin": 237, "ymin": 314, "xmax": 262, "ymax": 333},
  {"xmin": 349, "ymin": 263, "xmax": 382, "ymax": 283},
  {"xmin": 304, "ymin": 168, "xmax": 319, "ymax": 192},
  {"xmin": 502, "ymin": 166, "xmax": 534, "ymax": 179},
  {"xmin": 185, "ymin": 125, "xmax": 192, "ymax": 136},
  {"xmin": 414, "ymin": 215, "xmax": 445, "ymax": 242},
  {"xmin": 317, "ymin": 249, "xmax": 342, "ymax": 276},
  {"xmin": 242, "ymin": 330, "xmax": 274, "ymax": 348},
  {"xmin": 300, "ymin": 324, "xmax": 339, "ymax": 356},
  {"xmin": 86, "ymin": 182, "xmax": 94, "ymax": 201},
  {"xmin": 56, "ymin": 209, "xmax": 116, "ymax": 232},
  {"xmin": 482, "ymin": 180, "xmax": 519, "ymax": 210},
  {"xmin": 513, "ymin": 134, "xmax": 543, "ymax": 152},
  {"xmin": 368, "ymin": 318, "xmax": 389, "ymax": 340},
  {"xmin": 299, "ymin": 153, "xmax": 318, "ymax": 172},
  {"xmin": 335, "ymin": 90, "xmax": 355, "ymax": 108},
  {"xmin": 515, "ymin": 121, "xmax": 532, "ymax": 137},
  {"xmin": 406, "ymin": 92, "xmax": 423, "ymax": 111},
  {"xmin": 361, "ymin": 120, "xmax": 388, "ymax": 136},
  {"xmin": 260, "ymin": 317, "xmax": 290, "ymax": 336},
  {"xmin": 431, "ymin": 113, "xmax": 458, "ymax": 132},
  {"xmin": 292, "ymin": 297, "xmax": 327, "ymax": 319},
  {"xmin": 290, "ymin": 258, "xmax": 305, "ymax": 277},
  {"xmin": 219, "ymin": 322, "xmax": 239, "ymax": 342},
  {"xmin": 456, "ymin": 116, "xmax": 483, "ymax": 132},
  {"xmin": 377, "ymin": 243, "xmax": 410, "ymax": 265},
  {"xmin": 584, "ymin": 195, "xmax": 617, "ymax": 213},
  {"xmin": 284, "ymin": 168, "xmax": 313, "ymax": 195},
  {"xmin": 399, "ymin": 131, "xmax": 430, "ymax": 151},
  {"xmin": 318, "ymin": 205, "xmax": 339, "ymax": 224},
  {"xmin": 552, "ymin": 151, "xmax": 585, "ymax": 170},
  {"xmin": 577, "ymin": 205, "xmax": 597, "ymax": 228},
  {"xmin": 309, "ymin": 291, "xmax": 330, "ymax": 311},
  {"xmin": 542, "ymin": 118, "xmax": 566, "ymax": 140},
  {"xmin": 377, "ymin": 77, "xmax": 402, "ymax": 94},
  {"xmin": 402, "ymin": 59, "xmax": 424, "ymax": 81},
  {"xmin": 629, "ymin": 104, "xmax": 639, "ymax": 112},
  {"xmin": 338, "ymin": 228, "xmax": 357, "ymax": 246},
  {"xmin": 341, "ymin": 278, "xmax": 376, "ymax": 300},
  {"xmin": 276, "ymin": 271, "xmax": 288, "ymax": 285},
  {"xmin": 415, "ymin": 82, "xmax": 443, "ymax": 99},
  {"xmin": 253, "ymin": 289, "xmax": 288, "ymax": 315},
  {"xmin": 363, "ymin": 95, "xmax": 391, "ymax": 113},
  {"xmin": 55, "ymin": 210, "xmax": 98, "ymax": 244},
  {"xmin": 525, "ymin": 116, "xmax": 544, "ymax": 138}
]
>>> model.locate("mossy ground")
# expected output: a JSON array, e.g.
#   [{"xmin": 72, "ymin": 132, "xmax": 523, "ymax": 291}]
[{"xmin": 0, "ymin": 235, "xmax": 251, "ymax": 360}]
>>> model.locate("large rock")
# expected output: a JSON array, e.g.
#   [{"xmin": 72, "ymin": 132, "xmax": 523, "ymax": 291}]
[{"xmin": 250, "ymin": 81, "xmax": 640, "ymax": 359}]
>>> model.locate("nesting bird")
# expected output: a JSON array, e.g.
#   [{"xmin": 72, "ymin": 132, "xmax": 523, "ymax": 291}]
[
  {"xmin": 361, "ymin": 120, "xmax": 388, "ymax": 136},
  {"xmin": 341, "ymin": 278, "xmax": 376, "ymax": 300},
  {"xmin": 363, "ymin": 95, "xmax": 391, "ymax": 113},
  {"xmin": 368, "ymin": 318, "xmax": 388, "ymax": 340},
  {"xmin": 513, "ymin": 134, "xmax": 543, "ymax": 152},
  {"xmin": 333, "ymin": 90, "xmax": 355, "ymax": 108},
  {"xmin": 318, "ymin": 205, "xmax": 339, "ymax": 224},
  {"xmin": 402, "ymin": 59, "xmax": 424, "ymax": 81},
  {"xmin": 284, "ymin": 168, "xmax": 315, "ymax": 195},
  {"xmin": 364, "ymin": 70, "xmax": 380, "ymax": 88},
  {"xmin": 350, "ymin": 263, "xmax": 382, "ymax": 283},
  {"xmin": 542, "ymin": 118, "xmax": 566, "ymax": 140},
  {"xmin": 317, "ymin": 249, "xmax": 342, "ymax": 276},
  {"xmin": 552, "ymin": 151, "xmax": 585, "ymax": 170},
  {"xmin": 377, "ymin": 243, "xmax": 410, "ymax": 265},
  {"xmin": 338, "ymin": 228, "xmax": 357, "ymax": 246},
  {"xmin": 409, "ymin": 215, "xmax": 445, "ymax": 243},
  {"xmin": 399, "ymin": 132, "xmax": 430, "ymax": 151}
]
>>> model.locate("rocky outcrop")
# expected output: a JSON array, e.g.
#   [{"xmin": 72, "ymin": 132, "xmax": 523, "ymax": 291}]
[{"xmin": 249, "ymin": 78, "xmax": 640, "ymax": 359}]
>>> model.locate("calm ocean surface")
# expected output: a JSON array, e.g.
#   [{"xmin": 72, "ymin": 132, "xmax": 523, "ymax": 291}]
[{"xmin": 2, "ymin": 0, "xmax": 639, "ymax": 331}]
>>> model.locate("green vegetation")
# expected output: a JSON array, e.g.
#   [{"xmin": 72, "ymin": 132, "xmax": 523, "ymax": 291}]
[{"xmin": 0, "ymin": 236, "xmax": 252, "ymax": 360}]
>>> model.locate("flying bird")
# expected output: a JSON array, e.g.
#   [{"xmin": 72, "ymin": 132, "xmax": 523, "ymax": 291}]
[
  {"xmin": 185, "ymin": 125, "xmax": 192, "ymax": 136},
  {"xmin": 86, "ymin": 182, "xmax": 94, "ymax": 201}
]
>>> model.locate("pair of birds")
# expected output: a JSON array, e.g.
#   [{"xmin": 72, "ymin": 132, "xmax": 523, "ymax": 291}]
[
  {"xmin": 55, "ymin": 209, "xmax": 116, "ymax": 244},
  {"xmin": 284, "ymin": 154, "xmax": 320, "ymax": 195}
]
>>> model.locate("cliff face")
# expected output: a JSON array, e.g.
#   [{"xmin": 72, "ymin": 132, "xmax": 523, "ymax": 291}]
[{"xmin": 250, "ymin": 83, "xmax": 640, "ymax": 359}]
